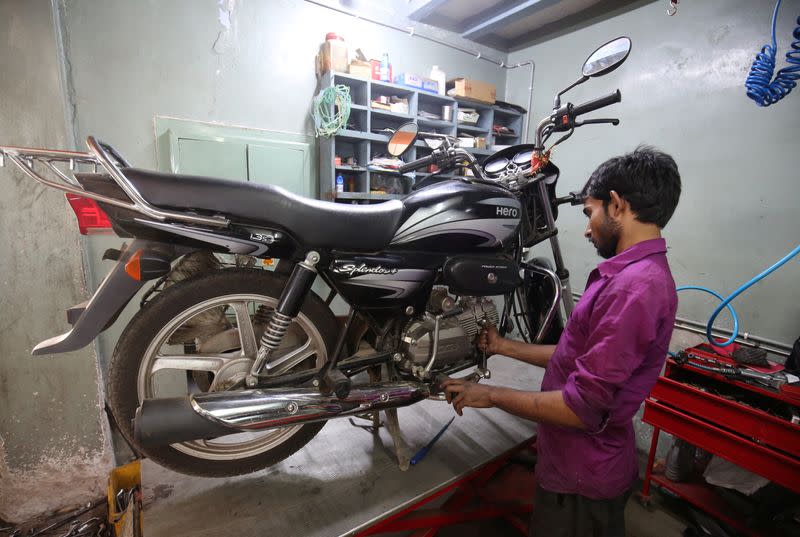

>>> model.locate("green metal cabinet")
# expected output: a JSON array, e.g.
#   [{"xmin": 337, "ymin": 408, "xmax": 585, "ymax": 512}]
[{"xmin": 155, "ymin": 117, "xmax": 315, "ymax": 197}]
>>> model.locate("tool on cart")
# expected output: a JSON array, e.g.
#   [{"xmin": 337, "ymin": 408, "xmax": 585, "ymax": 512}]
[
  {"xmin": 673, "ymin": 350, "xmax": 797, "ymax": 390},
  {"xmin": 410, "ymin": 417, "xmax": 455, "ymax": 466}
]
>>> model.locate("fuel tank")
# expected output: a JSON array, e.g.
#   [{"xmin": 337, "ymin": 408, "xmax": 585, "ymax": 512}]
[{"xmin": 389, "ymin": 180, "xmax": 520, "ymax": 252}]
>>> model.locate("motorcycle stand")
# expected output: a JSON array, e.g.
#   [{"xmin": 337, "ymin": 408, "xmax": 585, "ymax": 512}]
[{"xmin": 364, "ymin": 366, "xmax": 412, "ymax": 471}]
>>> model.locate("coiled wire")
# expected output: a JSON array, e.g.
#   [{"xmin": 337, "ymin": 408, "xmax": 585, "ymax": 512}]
[
  {"xmin": 745, "ymin": 0, "xmax": 800, "ymax": 107},
  {"xmin": 312, "ymin": 84, "xmax": 351, "ymax": 137}
]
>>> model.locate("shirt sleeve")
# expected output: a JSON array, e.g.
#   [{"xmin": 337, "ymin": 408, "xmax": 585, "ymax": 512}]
[{"xmin": 561, "ymin": 280, "xmax": 658, "ymax": 432}]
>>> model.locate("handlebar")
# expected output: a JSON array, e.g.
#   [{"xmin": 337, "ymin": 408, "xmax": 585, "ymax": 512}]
[
  {"xmin": 399, "ymin": 154, "xmax": 435, "ymax": 174},
  {"xmin": 572, "ymin": 89, "xmax": 621, "ymax": 117}
]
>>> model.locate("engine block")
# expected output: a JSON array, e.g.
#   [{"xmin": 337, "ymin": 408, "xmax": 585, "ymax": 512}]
[{"xmin": 399, "ymin": 292, "xmax": 499, "ymax": 374}]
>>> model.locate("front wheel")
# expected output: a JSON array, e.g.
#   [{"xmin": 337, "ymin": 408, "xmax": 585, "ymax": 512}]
[{"xmin": 107, "ymin": 268, "xmax": 339, "ymax": 477}]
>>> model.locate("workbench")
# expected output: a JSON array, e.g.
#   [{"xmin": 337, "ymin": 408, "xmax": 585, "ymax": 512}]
[{"xmin": 141, "ymin": 359, "xmax": 542, "ymax": 537}]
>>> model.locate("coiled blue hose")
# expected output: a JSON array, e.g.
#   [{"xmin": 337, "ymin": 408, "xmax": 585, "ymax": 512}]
[{"xmin": 745, "ymin": 0, "xmax": 800, "ymax": 107}]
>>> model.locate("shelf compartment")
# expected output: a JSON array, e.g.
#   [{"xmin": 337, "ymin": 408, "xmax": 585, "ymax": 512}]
[
  {"xmin": 331, "ymin": 72, "xmax": 368, "ymax": 106},
  {"xmin": 457, "ymin": 125, "xmax": 490, "ymax": 134}
]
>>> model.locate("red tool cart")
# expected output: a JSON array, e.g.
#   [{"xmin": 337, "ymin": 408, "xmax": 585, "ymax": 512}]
[{"xmin": 641, "ymin": 344, "xmax": 800, "ymax": 536}]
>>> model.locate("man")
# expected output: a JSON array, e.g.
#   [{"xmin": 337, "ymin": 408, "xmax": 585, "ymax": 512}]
[{"xmin": 443, "ymin": 146, "xmax": 681, "ymax": 537}]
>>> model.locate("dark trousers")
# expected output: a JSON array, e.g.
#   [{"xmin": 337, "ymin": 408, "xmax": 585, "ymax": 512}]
[{"xmin": 529, "ymin": 485, "xmax": 631, "ymax": 537}]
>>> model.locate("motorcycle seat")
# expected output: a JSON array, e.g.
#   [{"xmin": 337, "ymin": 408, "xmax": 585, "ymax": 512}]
[{"xmin": 116, "ymin": 168, "xmax": 405, "ymax": 251}]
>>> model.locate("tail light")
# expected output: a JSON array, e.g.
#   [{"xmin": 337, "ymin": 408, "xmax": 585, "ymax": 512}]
[{"xmin": 65, "ymin": 193, "xmax": 112, "ymax": 235}]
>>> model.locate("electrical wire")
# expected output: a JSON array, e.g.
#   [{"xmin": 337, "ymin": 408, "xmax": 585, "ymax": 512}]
[
  {"xmin": 745, "ymin": 0, "xmax": 800, "ymax": 107},
  {"xmin": 312, "ymin": 84, "xmax": 351, "ymax": 137}
]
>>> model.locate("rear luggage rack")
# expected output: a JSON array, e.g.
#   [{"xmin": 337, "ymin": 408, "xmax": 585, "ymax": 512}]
[{"xmin": 0, "ymin": 136, "xmax": 229, "ymax": 228}]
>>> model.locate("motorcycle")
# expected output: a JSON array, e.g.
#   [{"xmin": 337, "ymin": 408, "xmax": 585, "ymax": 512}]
[{"xmin": 0, "ymin": 37, "xmax": 630, "ymax": 477}]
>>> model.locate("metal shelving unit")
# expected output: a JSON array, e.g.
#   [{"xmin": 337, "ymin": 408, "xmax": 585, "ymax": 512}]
[{"xmin": 319, "ymin": 72, "xmax": 523, "ymax": 203}]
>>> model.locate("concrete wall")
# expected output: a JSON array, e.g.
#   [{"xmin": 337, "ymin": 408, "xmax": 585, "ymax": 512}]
[
  {"xmin": 0, "ymin": 0, "xmax": 112, "ymax": 523},
  {"xmin": 60, "ymin": 0, "xmax": 509, "ymax": 170},
  {"xmin": 506, "ymin": 0, "xmax": 800, "ymax": 347}
]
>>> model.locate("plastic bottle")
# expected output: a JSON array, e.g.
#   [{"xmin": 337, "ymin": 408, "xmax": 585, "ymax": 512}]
[
  {"xmin": 430, "ymin": 65, "xmax": 446, "ymax": 96},
  {"xmin": 380, "ymin": 53, "xmax": 390, "ymax": 82},
  {"xmin": 336, "ymin": 174, "xmax": 344, "ymax": 193}
]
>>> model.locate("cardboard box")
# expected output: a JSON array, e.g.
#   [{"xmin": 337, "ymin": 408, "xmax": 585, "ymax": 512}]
[
  {"xmin": 348, "ymin": 60, "xmax": 371, "ymax": 79},
  {"xmin": 370, "ymin": 60, "xmax": 392, "ymax": 82},
  {"xmin": 446, "ymin": 78, "xmax": 496, "ymax": 104},
  {"xmin": 318, "ymin": 40, "xmax": 349, "ymax": 75},
  {"xmin": 394, "ymin": 73, "xmax": 423, "ymax": 89},
  {"xmin": 421, "ymin": 78, "xmax": 439, "ymax": 94}
]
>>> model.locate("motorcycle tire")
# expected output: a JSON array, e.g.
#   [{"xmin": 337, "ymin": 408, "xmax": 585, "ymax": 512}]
[{"xmin": 107, "ymin": 268, "xmax": 339, "ymax": 477}]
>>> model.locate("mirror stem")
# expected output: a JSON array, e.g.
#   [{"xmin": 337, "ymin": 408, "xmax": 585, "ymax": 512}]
[{"xmin": 553, "ymin": 75, "xmax": 589, "ymax": 110}]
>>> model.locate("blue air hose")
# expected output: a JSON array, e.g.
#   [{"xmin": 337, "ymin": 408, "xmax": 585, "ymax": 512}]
[
  {"xmin": 675, "ymin": 285, "xmax": 739, "ymax": 345},
  {"xmin": 745, "ymin": 0, "xmax": 800, "ymax": 107},
  {"xmin": 703, "ymin": 244, "xmax": 800, "ymax": 346},
  {"xmin": 677, "ymin": 244, "xmax": 800, "ymax": 348}
]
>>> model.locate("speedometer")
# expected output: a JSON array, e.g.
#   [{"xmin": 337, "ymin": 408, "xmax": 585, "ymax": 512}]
[
  {"xmin": 483, "ymin": 157, "xmax": 509, "ymax": 174},
  {"xmin": 512, "ymin": 150, "xmax": 534, "ymax": 165}
]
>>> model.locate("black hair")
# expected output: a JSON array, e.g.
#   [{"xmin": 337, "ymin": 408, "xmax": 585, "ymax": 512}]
[{"xmin": 581, "ymin": 145, "xmax": 681, "ymax": 228}]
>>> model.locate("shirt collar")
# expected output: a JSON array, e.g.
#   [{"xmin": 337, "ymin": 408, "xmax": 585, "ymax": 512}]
[{"xmin": 597, "ymin": 238, "xmax": 667, "ymax": 277}]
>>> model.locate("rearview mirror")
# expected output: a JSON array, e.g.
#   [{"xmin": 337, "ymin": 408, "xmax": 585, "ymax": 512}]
[
  {"xmin": 387, "ymin": 122, "xmax": 418, "ymax": 157},
  {"xmin": 582, "ymin": 37, "xmax": 631, "ymax": 78}
]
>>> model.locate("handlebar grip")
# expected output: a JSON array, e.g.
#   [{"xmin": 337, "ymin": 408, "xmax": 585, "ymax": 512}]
[
  {"xmin": 572, "ymin": 89, "xmax": 621, "ymax": 116},
  {"xmin": 399, "ymin": 154, "xmax": 435, "ymax": 174}
]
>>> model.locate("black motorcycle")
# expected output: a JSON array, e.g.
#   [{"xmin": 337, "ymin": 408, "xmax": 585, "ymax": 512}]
[{"xmin": 0, "ymin": 37, "xmax": 631, "ymax": 476}]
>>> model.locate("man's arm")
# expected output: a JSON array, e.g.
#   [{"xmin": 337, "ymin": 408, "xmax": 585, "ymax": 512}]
[
  {"xmin": 479, "ymin": 325, "xmax": 556, "ymax": 368},
  {"xmin": 442, "ymin": 380, "xmax": 585, "ymax": 429},
  {"xmin": 497, "ymin": 339, "xmax": 557, "ymax": 368}
]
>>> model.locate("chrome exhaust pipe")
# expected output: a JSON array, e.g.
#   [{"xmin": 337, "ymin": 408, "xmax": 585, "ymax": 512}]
[{"xmin": 134, "ymin": 381, "xmax": 430, "ymax": 448}]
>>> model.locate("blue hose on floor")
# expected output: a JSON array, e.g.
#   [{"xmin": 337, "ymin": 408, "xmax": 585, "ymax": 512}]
[
  {"xmin": 677, "ymin": 244, "xmax": 800, "ymax": 348},
  {"xmin": 745, "ymin": 0, "xmax": 800, "ymax": 107}
]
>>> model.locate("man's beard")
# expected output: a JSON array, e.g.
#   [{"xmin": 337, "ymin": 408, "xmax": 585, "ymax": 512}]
[{"xmin": 591, "ymin": 213, "xmax": 621, "ymax": 259}]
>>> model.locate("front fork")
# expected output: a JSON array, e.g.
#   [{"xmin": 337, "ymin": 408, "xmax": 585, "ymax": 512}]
[{"xmin": 536, "ymin": 180, "xmax": 574, "ymax": 319}]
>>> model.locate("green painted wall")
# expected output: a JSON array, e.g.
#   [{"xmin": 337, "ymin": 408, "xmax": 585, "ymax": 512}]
[{"xmin": 506, "ymin": 0, "xmax": 800, "ymax": 346}]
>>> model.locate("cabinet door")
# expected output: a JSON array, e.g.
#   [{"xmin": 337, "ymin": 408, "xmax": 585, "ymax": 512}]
[
  {"xmin": 247, "ymin": 141, "xmax": 312, "ymax": 197},
  {"xmin": 176, "ymin": 138, "xmax": 248, "ymax": 181}
]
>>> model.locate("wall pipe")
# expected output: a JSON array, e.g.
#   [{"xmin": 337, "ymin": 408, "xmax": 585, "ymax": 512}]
[
  {"xmin": 571, "ymin": 292, "xmax": 792, "ymax": 358},
  {"xmin": 304, "ymin": 0, "xmax": 536, "ymax": 142}
]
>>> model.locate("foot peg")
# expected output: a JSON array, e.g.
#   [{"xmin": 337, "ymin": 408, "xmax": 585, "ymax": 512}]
[{"xmin": 317, "ymin": 368, "xmax": 351, "ymax": 399}]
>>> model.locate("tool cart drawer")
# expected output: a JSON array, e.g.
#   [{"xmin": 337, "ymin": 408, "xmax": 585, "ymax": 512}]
[{"xmin": 650, "ymin": 376, "xmax": 800, "ymax": 458}]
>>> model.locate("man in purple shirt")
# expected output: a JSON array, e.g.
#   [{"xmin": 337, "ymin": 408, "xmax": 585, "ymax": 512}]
[{"xmin": 443, "ymin": 146, "xmax": 681, "ymax": 536}]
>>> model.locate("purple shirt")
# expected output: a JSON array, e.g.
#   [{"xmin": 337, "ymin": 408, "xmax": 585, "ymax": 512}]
[{"xmin": 536, "ymin": 238, "xmax": 677, "ymax": 499}]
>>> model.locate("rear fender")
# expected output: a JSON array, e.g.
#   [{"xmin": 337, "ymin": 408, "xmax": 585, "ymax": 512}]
[{"xmin": 32, "ymin": 240, "xmax": 183, "ymax": 355}]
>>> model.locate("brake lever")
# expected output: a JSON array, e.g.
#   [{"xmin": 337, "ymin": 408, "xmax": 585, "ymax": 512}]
[{"xmin": 575, "ymin": 118, "xmax": 619, "ymax": 127}]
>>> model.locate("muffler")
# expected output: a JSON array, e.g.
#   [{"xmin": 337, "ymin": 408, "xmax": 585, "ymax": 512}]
[{"xmin": 134, "ymin": 381, "xmax": 430, "ymax": 448}]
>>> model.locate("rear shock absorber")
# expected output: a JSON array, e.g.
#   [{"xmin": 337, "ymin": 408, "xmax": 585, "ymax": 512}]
[{"xmin": 247, "ymin": 251, "xmax": 320, "ymax": 386}]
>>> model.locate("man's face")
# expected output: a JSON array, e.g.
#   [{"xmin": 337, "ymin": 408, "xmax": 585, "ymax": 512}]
[{"xmin": 583, "ymin": 196, "xmax": 621, "ymax": 259}]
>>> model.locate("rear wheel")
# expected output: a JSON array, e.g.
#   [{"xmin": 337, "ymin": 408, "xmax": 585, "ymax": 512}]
[{"xmin": 107, "ymin": 269, "xmax": 339, "ymax": 476}]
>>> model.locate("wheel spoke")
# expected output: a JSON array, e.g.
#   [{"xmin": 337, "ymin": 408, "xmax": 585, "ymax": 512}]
[
  {"xmin": 150, "ymin": 354, "xmax": 232, "ymax": 375},
  {"xmin": 230, "ymin": 301, "xmax": 258, "ymax": 359},
  {"xmin": 265, "ymin": 338, "xmax": 316, "ymax": 375}
]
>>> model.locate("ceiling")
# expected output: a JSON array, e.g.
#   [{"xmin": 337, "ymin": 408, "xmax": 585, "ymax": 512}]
[{"xmin": 407, "ymin": 0, "xmax": 650, "ymax": 52}]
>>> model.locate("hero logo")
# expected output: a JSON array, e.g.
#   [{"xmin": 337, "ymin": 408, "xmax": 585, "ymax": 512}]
[
  {"xmin": 332, "ymin": 263, "xmax": 398, "ymax": 276},
  {"xmin": 496, "ymin": 206, "xmax": 519, "ymax": 218}
]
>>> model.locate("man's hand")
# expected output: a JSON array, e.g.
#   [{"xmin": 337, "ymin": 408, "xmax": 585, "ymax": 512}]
[
  {"xmin": 476, "ymin": 324, "xmax": 504, "ymax": 355},
  {"xmin": 442, "ymin": 379, "xmax": 494, "ymax": 416}
]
